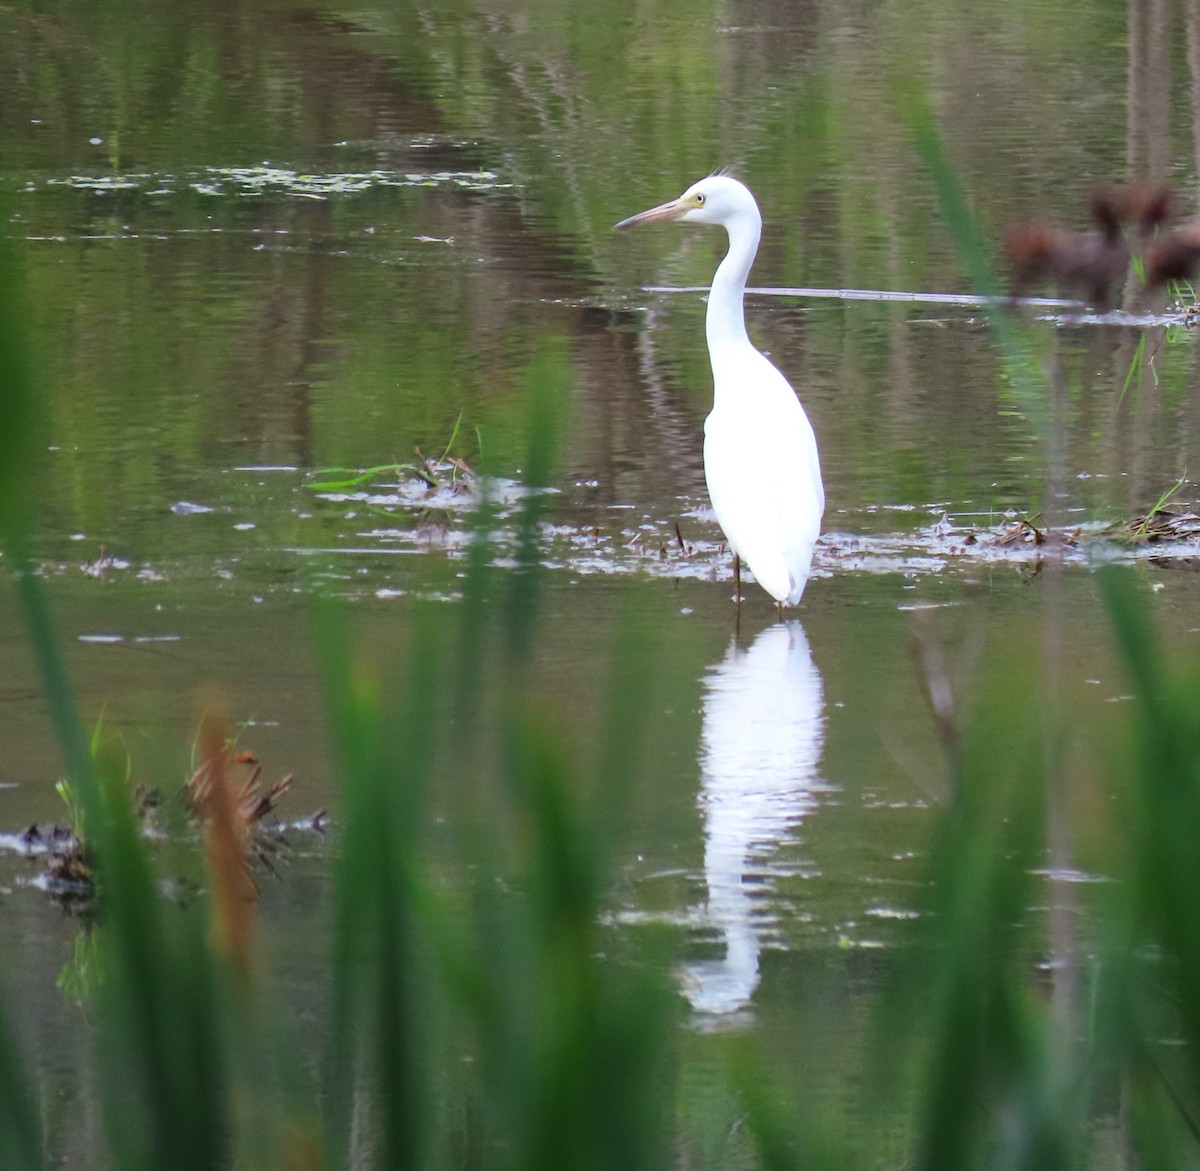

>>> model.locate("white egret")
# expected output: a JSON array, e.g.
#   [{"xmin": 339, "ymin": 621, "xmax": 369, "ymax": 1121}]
[{"xmin": 616, "ymin": 176, "xmax": 823, "ymax": 606}]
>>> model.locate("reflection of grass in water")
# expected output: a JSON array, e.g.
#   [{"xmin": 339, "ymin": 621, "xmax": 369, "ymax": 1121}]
[
  {"xmin": 1120, "ymin": 331, "xmax": 1148, "ymax": 407},
  {"xmin": 11, "ymin": 129, "xmax": 1200, "ymax": 1171}
]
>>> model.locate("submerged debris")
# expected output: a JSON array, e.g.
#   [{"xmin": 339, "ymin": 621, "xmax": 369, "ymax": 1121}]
[
  {"xmin": 2, "ymin": 746, "xmax": 325, "ymax": 908},
  {"xmin": 186, "ymin": 751, "xmax": 295, "ymax": 834},
  {"xmin": 991, "ymin": 517, "xmax": 1080, "ymax": 549},
  {"xmin": 80, "ymin": 545, "xmax": 131, "ymax": 579},
  {"xmin": 963, "ymin": 501, "xmax": 1200, "ymax": 556},
  {"xmin": 15, "ymin": 823, "xmax": 92, "ymax": 904},
  {"xmin": 186, "ymin": 747, "xmax": 316, "ymax": 881},
  {"xmin": 962, "ymin": 501, "xmax": 1200, "ymax": 560},
  {"xmin": 43, "ymin": 841, "xmax": 93, "ymax": 898},
  {"xmin": 1117, "ymin": 508, "xmax": 1200, "ymax": 544}
]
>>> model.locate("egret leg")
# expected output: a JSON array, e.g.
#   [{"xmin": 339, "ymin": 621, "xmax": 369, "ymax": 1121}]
[{"xmin": 733, "ymin": 553, "xmax": 741, "ymax": 604}]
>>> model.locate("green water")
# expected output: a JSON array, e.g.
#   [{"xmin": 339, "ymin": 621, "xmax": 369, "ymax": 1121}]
[{"xmin": 4, "ymin": 0, "xmax": 1200, "ymax": 1159}]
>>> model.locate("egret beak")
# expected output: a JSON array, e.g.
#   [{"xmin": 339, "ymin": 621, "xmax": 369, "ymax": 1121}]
[{"xmin": 614, "ymin": 198, "xmax": 686, "ymax": 231}]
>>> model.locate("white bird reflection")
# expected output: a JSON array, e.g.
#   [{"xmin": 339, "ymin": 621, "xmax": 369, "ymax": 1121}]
[{"xmin": 683, "ymin": 621, "xmax": 826, "ymax": 1018}]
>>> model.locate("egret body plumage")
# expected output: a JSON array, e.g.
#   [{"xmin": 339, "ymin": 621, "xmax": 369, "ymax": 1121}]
[{"xmin": 616, "ymin": 176, "xmax": 823, "ymax": 605}]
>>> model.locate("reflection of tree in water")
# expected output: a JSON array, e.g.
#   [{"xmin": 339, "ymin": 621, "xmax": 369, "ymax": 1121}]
[{"xmin": 683, "ymin": 621, "xmax": 825, "ymax": 1018}]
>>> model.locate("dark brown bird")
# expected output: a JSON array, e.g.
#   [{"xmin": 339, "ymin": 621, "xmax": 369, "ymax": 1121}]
[
  {"xmin": 1105, "ymin": 184, "xmax": 1172, "ymax": 234},
  {"xmin": 1003, "ymin": 221, "xmax": 1128, "ymax": 306},
  {"xmin": 1004, "ymin": 184, "xmax": 1173, "ymax": 306},
  {"xmin": 1145, "ymin": 219, "xmax": 1200, "ymax": 288}
]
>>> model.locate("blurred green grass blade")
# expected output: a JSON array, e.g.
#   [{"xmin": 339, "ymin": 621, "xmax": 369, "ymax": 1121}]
[
  {"xmin": 591, "ymin": 592, "xmax": 658, "ymax": 819},
  {"xmin": 312, "ymin": 598, "xmax": 383, "ymax": 1163},
  {"xmin": 495, "ymin": 707, "xmax": 675, "ymax": 1171},
  {"xmin": 505, "ymin": 338, "xmax": 571, "ymax": 664},
  {"xmin": 889, "ymin": 642, "xmax": 1068, "ymax": 1171},
  {"xmin": 1125, "ymin": 1064, "xmax": 1196, "ymax": 1171},
  {"xmin": 375, "ymin": 612, "xmax": 440, "ymax": 1171},
  {"xmin": 14, "ymin": 570, "xmax": 92, "ymax": 800},
  {"xmin": 902, "ymin": 87, "xmax": 1050, "ymax": 446},
  {"xmin": 315, "ymin": 596, "xmax": 442, "ymax": 1168},
  {"xmin": 734, "ymin": 1049, "xmax": 806, "ymax": 1171},
  {"xmin": 1098, "ymin": 565, "xmax": 1164, "ymax": 712},
  {"xmin": 451, "ymin": 484, "xmax": 499, "ymax": 730},
  {"xmin": 519, "ymin": 338, "xmax": 570, "ymax": 494},
  {"xmin": 0, "ymin": 988, "xmax": 43, "ymax": 1170},
  {"xmin": 0, "ymin": 192, "xmax": 40, "ymax": 550},
  {"xmin": 91, "ymin": 757, "xmax": 230, "ymax": 1169},
  {"xmin": 0, "ymin": 193, "xmax": 91, "ymax": 792},
  {"xmin": 1, "ymin": 261, "xmax": 233, "ymax": 1161},
  {"xmin": 903, "ymin": 89, "xmax": 1000, "ymax": 302},
  {"xmin": 1100, "ymin": 566, "xmax": 1200, "ymax": 1102},
  {"xmin": 452, "ymin": 338, "xmax": 570, "ymax": 733}
]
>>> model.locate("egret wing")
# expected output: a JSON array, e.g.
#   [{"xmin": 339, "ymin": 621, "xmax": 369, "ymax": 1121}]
[{"xmin": 704, "ymin": 367, "xmax": 823, "ymax": 603}]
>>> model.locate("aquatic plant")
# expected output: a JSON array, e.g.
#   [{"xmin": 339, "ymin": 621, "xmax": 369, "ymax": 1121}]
[{"xmin": 308, "ymin": 410, "xmax": 475, "ymax": 492}]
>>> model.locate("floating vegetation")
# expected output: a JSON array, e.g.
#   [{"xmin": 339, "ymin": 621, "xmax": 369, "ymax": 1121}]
[
  {"xmin": 309, "ymin": 455, "xmax": 474, "ymax": 496},
  {"xmin": 207, "ymin": 165, "xmax": 511, "ymax": 196},
  {"xmin": 79, "ymin": 546, "xmax": 129, "ymax": 578},
  {"xmin": 15, "ymin": 467, "xmax": 1200, "ymax": 603},
  {"xmin": 310, "ymin": 411, "xmax": 478, "ymax": 496},
  {"xmin": 294, "ymin": 491, "xmax": 1200, "ymax": 594},
  {"xmin": 990, "ymin": 514, "xmax": 1081, "ymax": 549},
  {"xmin": 2, "ymin": 824, "xmax": 91, "ymax": 902},
  {"xmin": 41, "ymin": 174, "xmax": 144, "ymax": 192},
  {"xmin": 0, "ymin": 737, "xmax": 323, "ymax": 906},
  {"xmin": 184, "ymin": 740, "xmax": 324, "ymax": 880},
  {"xmin": 40, "ymin": 165, "xmax": 511, "ymax": 200},
  {"xmin": 1119, "ymin": 507, "xmax": 1200, "ymax": 544}
]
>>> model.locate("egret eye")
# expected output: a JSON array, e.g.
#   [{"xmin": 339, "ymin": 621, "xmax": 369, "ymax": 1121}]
[{"xmin": 695, "ymin": 193, "xmax": 706, "ymax": 205}]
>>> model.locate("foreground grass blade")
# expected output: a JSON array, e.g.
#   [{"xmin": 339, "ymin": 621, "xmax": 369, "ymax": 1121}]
[
  {"xmin": 914, "ymin": 651, "xmax": 1064, "ymax": 1170},
  {"xmin": 316, "ymin": 598, "xmax": 441, "ymax": 1169},
  {"xmin": 1101, "ymin": 566, "xmax": 1200, "ymax": 1134},
  {"xmin": 91, "ymin": 755, "xmax": 231, "ymax": 1169},
  {"xmin": 3, "ymin": 194, "xmax": 242, "ymax": 1170},
  {"xmin": 903, "ymin": 88, "xmax": 1051, "ymax": 447},
  {"xmin": 0, "ymin": 193, "xmax": 39, "ymax": 549},
  {"xmin": 452, "ymin": 699, "xmax": 676, "ymax": 1171},
  {"xmin": 0, "ymin": 988, "xmax": 42, "ymax": 1171},
  {"xmin": 505, "ymin": 338, "xmax": 571, "ymax": 665},
  {"xmin": 0, "ymin": 193, "xmax": 90, "ymax": 790}
]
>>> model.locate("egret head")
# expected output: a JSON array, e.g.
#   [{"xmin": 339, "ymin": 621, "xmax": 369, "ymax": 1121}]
[{"xmin": 615, "ymin": 174, "xmax": 760, "ymax": 232}]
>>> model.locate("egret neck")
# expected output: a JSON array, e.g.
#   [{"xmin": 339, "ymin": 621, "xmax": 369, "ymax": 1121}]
[{"xmin": 705, "ymin": 205, "xmax": 761, "ymax": 373}]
